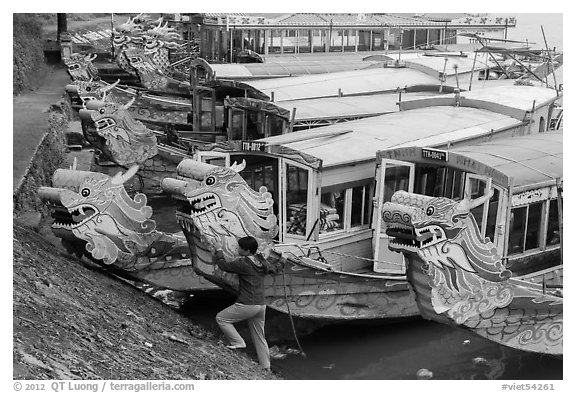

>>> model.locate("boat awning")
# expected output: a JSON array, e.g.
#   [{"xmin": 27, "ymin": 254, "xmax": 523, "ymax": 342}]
[
  {"xmin": 367, "ymin": 53, "xmax": 491, "ymax": 76},
  {"xmin": 258, "ymin": 106, "xmax": 523, "ymax": 168},
  {"xmin": 224, "ymin": 97, "xmax": 292, "ymax": 120},
  {"xmin": 243, "ymin": 67, "xmax": 443, "ymax": 101},
  {"xmin": 450, "ymin": 131, "xmax": 563, "ymax": 190},
  {"xmin": 193, "ymin": 56, "xmax": 382, "ymax": 80},
  {"xmin": 375, "ymin": 131, "xmax": 562, "ymax": 190},
  {"xmin": 276, "ymin": 92, "xmax": 442, "ymax": 122},
  {"xmin": 460, "ymin": 85, "xmax": 560, "ymax": 111}
]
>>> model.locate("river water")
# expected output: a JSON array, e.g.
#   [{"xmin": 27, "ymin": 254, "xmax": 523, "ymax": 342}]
[{"xmin": 147, "ymin": 196, "xmax": 563, "ymax": 381}]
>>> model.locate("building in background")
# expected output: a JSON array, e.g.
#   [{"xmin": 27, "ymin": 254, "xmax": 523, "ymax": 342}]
[{"xmin": 174, "ymin": 13, "xmax": 516, "ymax": 62}]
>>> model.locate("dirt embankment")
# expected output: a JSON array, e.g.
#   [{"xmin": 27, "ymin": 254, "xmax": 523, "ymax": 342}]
[{"xmin": 13, "ymin": 222, "xmax": 278, "ymax": 380}]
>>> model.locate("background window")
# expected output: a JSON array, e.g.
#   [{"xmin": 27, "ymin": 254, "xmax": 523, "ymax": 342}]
[
  {"xmin": 546, "ymin": 199, "xmax": 561, "ymax": 246},
  {"xmin": 319, "ymin": 188, "xmax": 344, "ymax": 233},
  {"xmin": 508, "ymin": 207, "xmax": 527, "ymax": 254},
  {"xmin": 525, "ymin": 202, "xmax": 543, "ymax": 251},
  {"xmin": 286, "ymin": 165, "xmax": 309, "ymax": 236},
  {"xmin": 351, "ymin": 183, "xmax": 373, "ymax": 227}
]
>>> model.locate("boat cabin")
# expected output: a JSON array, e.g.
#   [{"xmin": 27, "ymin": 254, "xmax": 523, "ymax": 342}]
[
  {"xmin": 192, "ymin": 99, "xmax": 544, "ymax": 270},
  {"xmin": 190, "ymin": 66, "xmax": 450, "ymax": 141},
  {"xmin": 373, "ymin": 130, "xmax": 562, "ymax": 277}
]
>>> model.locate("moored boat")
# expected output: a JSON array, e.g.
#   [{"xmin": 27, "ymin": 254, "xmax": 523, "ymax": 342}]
[
  {"xmin": 379, "ymin": 131, "xmax": 562, "ymax": 355},
  {"xmin": 38, "ymin": 166, "xmax": 217, "ymax": 293},
  {"xmin": 160, "ymin": 86, "xmax": 560, "ymax": 322}
]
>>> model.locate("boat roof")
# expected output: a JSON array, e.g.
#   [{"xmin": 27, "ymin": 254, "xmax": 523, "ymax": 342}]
[
  {"xmin": 460, "ymin": 85, "xmax": 559, "ymax": 111},
  {"xmin": 242, "ymin": 67, "xmax": 442, "ymax": 101},
  {"xmin": 450, "ymin": 131, "xmax": 562, "ymax": 190},
  {"xmin": 376, "ymin": 131, "xmax": 562, "ymax": 190},
  {"xmin": 276, "ymin": 92, "xmax": 442, "ymax": 121},
  {"xmin": 203, "ymin": 60, "xmax": 380, "ymax": 79},
  {"xmin": 399, "ymin": 85, "xmax": 560, "ymax": 115},
  {"xmin": 259, "ymin": 105, "xmax": 521, "ymax": 168},
  {"xmin": 366, "ymin": 52, "xmax": 491, "ymax": 75}
]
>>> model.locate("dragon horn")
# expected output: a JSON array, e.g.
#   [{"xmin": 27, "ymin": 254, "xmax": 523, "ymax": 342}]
[
  {"xmin": 100, "ymin": 79, "xmax": 120, "ymax": 94},
  {"xmin": 230, "ymin": 159, "xmax": 246, "ymax": 173},
  {"xmin": 111, "ymin": 165, "xmax": 139, "ymax": 185},
  {"xmin": 457, "ymin": 188, "xmax": 494, "ymax": 212},
  {"xmin": 121, "ymin": 96, "xmax": 136, "ymax": 110}
]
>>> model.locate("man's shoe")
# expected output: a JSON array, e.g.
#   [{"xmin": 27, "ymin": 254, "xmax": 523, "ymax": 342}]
[{"xmin": 226, "ymin": 344, "xmax": 246, "ymax": 349}]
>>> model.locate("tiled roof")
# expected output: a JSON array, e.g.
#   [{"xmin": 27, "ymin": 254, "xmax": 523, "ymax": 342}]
[
  {"xmin": 209, "ymin": 13, "xmax": 512, "ymax": 28},
  {"xmin": 268, "ymin": 13, "xmax": 445, "ymax": 26}
]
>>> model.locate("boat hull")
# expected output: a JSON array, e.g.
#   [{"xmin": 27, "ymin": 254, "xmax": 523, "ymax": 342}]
[
  {"xmin": 183, "ymin": 227, "xmax": 419, "ymax": 321},
  {"xmin": 405, "ymin": 253, "xmax": 563, "ymax": 356}
]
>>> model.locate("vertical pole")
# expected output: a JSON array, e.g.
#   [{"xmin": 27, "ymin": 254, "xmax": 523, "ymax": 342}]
[
  {"xmin": 556, "ymin": 178, "xmax": 563, "ymax": 264},
  {"xmin": 541, "ymin": 25, "xmax": 559, "ymax": 96},
  {"xmin": 469, "ymin": 50, "xmax": 478, "ymax": 91},
  {"xmin": 369, "ymin": 29, "xmax": 373, "ymax": 51},
  {"xmin": 110, "ymin": 13, "xmax": 115, "ymax": 57}
]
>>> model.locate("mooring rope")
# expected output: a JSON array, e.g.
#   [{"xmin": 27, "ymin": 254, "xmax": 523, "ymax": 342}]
[{"xmin": 280, "ymin": 267, "xmax": 306, "ymax": 358}]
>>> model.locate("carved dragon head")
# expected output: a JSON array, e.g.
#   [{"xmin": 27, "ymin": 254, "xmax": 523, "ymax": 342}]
[
  {"xmin": 38, "ymin": 167, "xmax": 159, "ymax": 265},
  {"xmin": 124, "ymin": 47, "xmax": 170, "ymax": 90},
  {"xmin": 79, "ymin": 98, "xmax": 158, "ymax": 166},
  {"xmin": 64, "ymin": 53, "xmax": 99, "ymax": 81},
  {"xmin": 162, "ymin": 159, "xmax": 278, "ymax": 259},
  {"xmin": 39, "ymin": 167, "xmax": 190, "ymax": 270},
  {"xmin": 65, "ymin": 79, "xmax": 122, "ymax": 107},
  {"xmin": 382, "ymin": 190, "xmax": 516, "ymax": 323},
  {"xmin": 383, "ymin": 190, "xmax": 511, "ymax": 282}
]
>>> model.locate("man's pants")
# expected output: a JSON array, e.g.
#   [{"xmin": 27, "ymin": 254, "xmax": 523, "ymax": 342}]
[{"xmin": 216, "ymin": 303, "xmax": 270, "ymax": 369}]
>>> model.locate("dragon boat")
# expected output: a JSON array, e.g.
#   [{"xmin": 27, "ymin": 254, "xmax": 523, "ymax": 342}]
[
  {"xmin": 378, "ymin": 131, "xmax": 562, "ymax": 355},
  {"xmin": 37, "ymin": 165, "xmax": 217, "ymax": 293},
  {"xmin": 63, "ymin": 15, "xmax": 197, "ymax": 132},
  {"xmin": 157, "ymin": 84, "xmax": 561, "ymax": 322}
]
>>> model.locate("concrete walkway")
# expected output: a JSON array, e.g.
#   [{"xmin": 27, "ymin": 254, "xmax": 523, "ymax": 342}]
[{"xmin": 13, "ymin": 65, "xmax": 71, "ymax": 193}]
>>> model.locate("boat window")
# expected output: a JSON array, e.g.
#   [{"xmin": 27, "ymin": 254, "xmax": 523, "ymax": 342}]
[
  {"xmin": 199, "ymin": 97, "xmax": 213, "ymax": 131},
  {"xmin": 525, "ymin": 202, "xmax": 544, "ymax": 251},
  {"xmin": 383, "ymin": 164, "xmax": 411, "ymax": 203},
  {"xmin": 546, "ymin": 199, "xmax": 561, "ymax": 246},
  {"xmin": 484, "ymin": 188, "xmax": 501, "ymax": 242},
  {"xmin": 414, "ymin": 166, "xmax": 465, "ymax": 200},
  {"xmin": 539, "ymin": 116, "xmax": 546, "ymax": 133},
  {"xmin": 508, "ymin": 207, "xmax": 527, "ymax": 255},
  {"xmin": 229, "ymin": 109, "xmax": 243, "ymax": 140},
  {"xmin": 266, "ymin": 114, "xmax": 285, "ymax": 137},
  {"xmin": 246, "ymin": 111, "xmax": 264, "ymax": 140},
  {"xmin": 469, "ymin": 177, "xmax": 486, "ymax": 229},
  {"xmin": 509, "ymin": 202, "xmax": 544, "ymax": 254},
  {"xmin": 351, "ymin": 183, "xmax": 373, "ymax": 228},
  {"xmin": 319, "ymin": 186, "xmax": 345, "ymax": 234},
  {"xmin": 286, "ymin": 164, "xmax": 309, "ymax": 237}
]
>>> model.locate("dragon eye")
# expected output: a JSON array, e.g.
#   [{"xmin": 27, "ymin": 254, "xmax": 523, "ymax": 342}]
[
  {"xmin": 205, "ymin": 176, "xmax": 216, "ymax": 186},
  {"xmin": 81, "ymin": 188, "xmax": 90, "ymax": 197},
  {"xmin": 426, "ymin": 206, "xmax": 435, "ymax": 216},
  {"xmin": 86, "ymin": 86, "xmax": 92, "ymax": 92},
  {"xmin": 99, "ymin": 108, "xmax": 105, "ymax": 114}
]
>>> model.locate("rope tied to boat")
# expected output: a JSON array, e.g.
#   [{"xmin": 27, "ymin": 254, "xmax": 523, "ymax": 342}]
[{"xmin": 280, "ymin": 265, "xmax": 307, "ymax": 358}]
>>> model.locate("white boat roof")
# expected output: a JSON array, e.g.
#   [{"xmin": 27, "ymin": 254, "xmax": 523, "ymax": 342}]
[
  {"xmin": 259, "ymin": 106, "xmax": 520, "ymax": 168},
  {"xmin": 451, "ymin": 131, "xmax": 562, "ymax": 189},
  {"xmin": 206, "ymin": 60, "xmax": 379, "ymax": 79},
  {"xmin": 367, "ymin": 52, "xmax": 491, "ymax": 75},
  {"xmin": 276, "ymin": 92, "xmax": 442, "ymax": 121},
  {"xmin": 460, "ymin": 85, "xmax": 559, "ymax": 111},
  {"xmin": 242, "ymin": 67, "xmax": 442, "ymax": 101}
]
